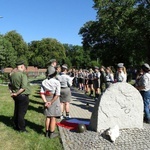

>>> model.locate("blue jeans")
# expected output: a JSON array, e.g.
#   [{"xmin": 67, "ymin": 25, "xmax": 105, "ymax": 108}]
[{"xmin": 140, "ymin": 90, "xmax": 150, "ymax": 121}]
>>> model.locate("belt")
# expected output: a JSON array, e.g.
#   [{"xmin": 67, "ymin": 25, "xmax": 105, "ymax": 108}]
[
  {"xmin": 20, "ymin": 94, "xmax": 29, "ymax": 97},
  {"xmin": 45, "ymin": 91, "xmax": 54, "ymax": 96}
]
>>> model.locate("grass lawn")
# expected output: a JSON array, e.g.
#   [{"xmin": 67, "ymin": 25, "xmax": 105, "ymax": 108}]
[{"xmin": 0, "ymin": 84, "xmax": 63, "ymax": 150}]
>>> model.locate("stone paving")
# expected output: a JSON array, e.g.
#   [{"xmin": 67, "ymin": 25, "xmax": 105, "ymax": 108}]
[{"xmin": 58, "ymin": 87, "xmax": 150, "ymax": 150}]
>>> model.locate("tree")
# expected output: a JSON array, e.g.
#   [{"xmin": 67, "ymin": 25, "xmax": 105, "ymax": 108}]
[
  {"xmin": 28, "ymin": 38, "xmax": 66, "ymax": 68},
  {"xmin": 63, "ymin": 44, "xmax": 92, "ymax": 68},
  {"xmin": 79, "ymin": 0, "xmax": 150, "ymax": 66},
  {"xmin": 4, "ymin": 30, "xmax": 28, "ymax": 61},
  {"xmin": 0, "ymin": 34, "xmax": 17, "ymax": 68}
]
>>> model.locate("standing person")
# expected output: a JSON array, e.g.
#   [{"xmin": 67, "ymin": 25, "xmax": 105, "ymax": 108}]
[
  {"xmin": 105, "ymin": 67, "xmax": 114, "ymax": 88},
  {"xmin": 88, "ymin": 68, "xmax": 94, "ymax": 97},
  {"xmin": 70, "ymin": 68, "xmax": 76, "ymax": 87},
  {"xmin": 93, "ymin": 66, "xmax": 101, "ymax": 101},
  {"xmin": 135, "ymin": 63, "xmax": 150, "ymax": 124},
  {"xmin": 59, "ymin": 64, "xmax": 73, "ymax": 119},
  {"xmin": 74, "ymin": 69, "xmax": 79, "ymax": 88},
  {"xmin": 100, "ymin": 66, "xmax": 106, "ymax": 94},
  {"xmin": 84, "ymin": 70, "xmax": 89, "ymax": 94},
  {"xmin": 46, "ymin": 59, "xmax": 57, "ymax": 77},
  {"xmin": 40, "ymin": 69, "xmax": 61, "ymax": 138},
  {"xmin": 55, "ymin": 64, "xmax": 62, "ymax": 86},
  {"xmin": 115, "ymin": 63, "xmax": 127, "ymax": 82},
  {"xmin": 134, "ymin": 68, "xmax": 143, "ymax": 87},
  {"xmin": 56, "ymin": 64, "xmax": 61, "ymax": 74},
  {"xmin": 78, "ymin": 69, "xmax": 84, "ymax": 90},
  {"xmin": 9, "ymin": 60, "xmax": 30, "ymax": 132}
]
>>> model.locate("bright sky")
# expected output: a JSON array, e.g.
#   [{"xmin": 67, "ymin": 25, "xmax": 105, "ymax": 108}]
[{"xmin": 0, "ymin": 0, "xmax": 96, "ymax": 45}]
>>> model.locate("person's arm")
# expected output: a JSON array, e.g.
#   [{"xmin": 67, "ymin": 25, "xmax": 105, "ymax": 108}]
[
  {"xmin": 11, "ymin": 88, "xmax": 25, "ymax": 97},
  {"xmin": 11, "ymin": 74, "xmax": 27, "ymax": 97},
  {"xmin": 46, "ymin": 81, "xmax": 60, "ymax": 107},
  {"xmin": 46, "ymin": 95, "xmax": 59, "ymax": 107}
]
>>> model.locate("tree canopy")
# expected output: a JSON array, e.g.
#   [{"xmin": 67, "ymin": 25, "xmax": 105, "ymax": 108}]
[{"xmin": 79, "ymin": 0, "xmax": 150, "ymax": 66}]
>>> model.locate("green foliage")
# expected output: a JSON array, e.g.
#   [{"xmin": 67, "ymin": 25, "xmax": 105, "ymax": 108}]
[
  {"xmin": 28, "ymin": 38, "xmax": 66, "ymax": 68},
  {"xmin": 79, "ymin": 0, "xmax": 150, "ymax": 66},
  {"xmin": 63, "ymin": 44, "xmax": 92, "ymax": 68},
  {"xmin": 4, "ymin": 30, "xmax": 28, "ymax": 59},
  {"xmin": 0, "ymin": 34, "xmax": 17, "ymax": 68}
]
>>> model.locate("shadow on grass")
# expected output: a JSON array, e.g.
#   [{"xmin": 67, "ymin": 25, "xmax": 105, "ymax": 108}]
[
  {"xmin": 28, "ymin": 105, "xmax": 44, "ymax": 114},
  {"xmin": 29, "ymin": 99, "xmax": 43, "ymax": 105},
  {"xmin": 0, "ymin": 115, "xmax": 44, "ymax": 134},
  {"xmin": 30, "ymin": 79, "xmax": 43, "ymax": 84},
  {"xmin": 33, "ymin": 95, "xmax": 42, "ymax": 98},
  {"xmin": 26, "ymin": 119, "xmax": 44, "ymax": 134}
]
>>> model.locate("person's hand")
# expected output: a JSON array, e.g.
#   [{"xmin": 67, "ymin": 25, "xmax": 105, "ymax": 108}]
[
  {"xmin": 47, "ymin": 102, "xmax": 52, "ymax": 107},
  {"xmin": 11, "ymin": 93, "xmax": 17, "ymax": 97},
  {"xmin": 44, "ymin": 102, "xmax": 52, "ymax": 108}
]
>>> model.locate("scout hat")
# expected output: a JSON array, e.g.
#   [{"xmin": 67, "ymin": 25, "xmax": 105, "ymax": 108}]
[
  {"xmin": 141, "ymin": 63, "xmax": 150, "ymax": 72},
  {"xmin": 117, "ymin": 63, "xmax": 124, "ymax": 68},
  {"xmin": 47, "ymin": 66, "xmax": 57, "ymax": 79},
  {"xmin": 16, "ymin": 60, "xmax": 25, "ymax": 66},
  {"xmin": 49, "ymin": 59, "xmax": 56, "ymax": 63},
  {"xmin": 62, "ymin": 64, "xmax": 68, "ymax": 69},
  {"xmin": 48, "ymin": 66, "xmax": 56, "ymax": 76},
  {"xmin": 94, "ymin": 66, "xmax": 99, "ymax": 69}
]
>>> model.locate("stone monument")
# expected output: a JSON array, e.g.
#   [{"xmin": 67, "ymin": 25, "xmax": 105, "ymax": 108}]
[{"xmin": 89, "ymin": 82, "xmax": 143, "ymax": 132}]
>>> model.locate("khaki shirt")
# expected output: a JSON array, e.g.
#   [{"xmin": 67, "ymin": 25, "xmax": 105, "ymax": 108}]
[{"xmin": 10, "ymin": 71, "xmax": 30, "ymax": 95}]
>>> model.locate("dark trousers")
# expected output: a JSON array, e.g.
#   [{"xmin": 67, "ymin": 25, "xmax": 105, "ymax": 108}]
[{"xmin": 13, "ymin": 94, "xmax": 29, "ymax": 131}]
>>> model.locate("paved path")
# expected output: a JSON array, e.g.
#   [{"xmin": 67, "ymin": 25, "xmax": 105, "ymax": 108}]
[
  {"xmin": 69, "ymin": 88, "xmax": 94, "ymax": 119},
  {"xmin": 58, "ymin": 87, "xmax": 150, "ymax": 150}
]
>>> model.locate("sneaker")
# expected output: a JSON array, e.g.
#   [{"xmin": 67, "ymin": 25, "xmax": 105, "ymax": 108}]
[
  {"xmin": 49, "ymin": 132, "xmax": 59, "ymax": 139},
  {"xmin": 60, "ymin": 115, "xmax": 64, "ymax": 120},
  {"xmin": 65, "ymin": 115, "xmax": 71, "ymax": 119}
]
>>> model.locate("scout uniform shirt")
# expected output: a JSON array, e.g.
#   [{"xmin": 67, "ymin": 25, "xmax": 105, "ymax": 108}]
[{"xmin": 10, "ymin": 71, "xmax": 30, "ymax": 95}]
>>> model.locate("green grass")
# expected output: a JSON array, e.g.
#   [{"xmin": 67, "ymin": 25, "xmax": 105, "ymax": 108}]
[{"xmin": 0, "ymin": 85, "xmax": 63, "ymax": 150}]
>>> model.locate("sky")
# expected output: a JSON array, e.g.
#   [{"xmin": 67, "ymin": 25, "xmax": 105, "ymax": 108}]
[{"xmin": 0, "ymin": 0, "xmax": 97, "ymax": 45}]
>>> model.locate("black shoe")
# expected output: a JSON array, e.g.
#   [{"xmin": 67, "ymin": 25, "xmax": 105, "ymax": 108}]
[
  {"xmin": 13, "ymin": 126, "xmax": 19, "ymax": 131},
  {"xmin": 49, "ymin": 132, "xmax": 59, "ymax": 139},
  {"xmin": 144, "ymin": 117, "xmax": 150, "ymax": 124},
  {"xmin": 19, "ymin": 129, "xmax": 28, "ymax": 133},
  {"xmin": 146, "ymin": 120, "xmax": 150, "ymax": 124},
  {"xmin": 45, "ymin": 130, "xmax": 50, "ymax": 138}
]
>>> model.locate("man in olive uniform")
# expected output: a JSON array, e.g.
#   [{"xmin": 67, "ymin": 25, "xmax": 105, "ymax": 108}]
[{"xmin": 9, "ymin": 60, "xmax": 30, "ymax": 132}]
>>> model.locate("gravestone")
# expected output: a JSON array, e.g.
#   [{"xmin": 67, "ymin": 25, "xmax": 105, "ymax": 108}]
[{"xmin": 89, "ymin": 82, "xmax": 143, "ymax": 132}]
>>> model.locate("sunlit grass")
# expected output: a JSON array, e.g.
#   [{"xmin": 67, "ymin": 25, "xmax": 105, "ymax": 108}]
[{"xmin": 0, "ymin": 85, "xmax": 63, "ymax": 150}]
